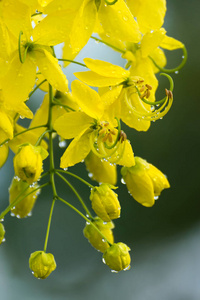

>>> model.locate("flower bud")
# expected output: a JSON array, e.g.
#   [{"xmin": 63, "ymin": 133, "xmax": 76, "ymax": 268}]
[
  {"xmin": 0, "ymin": 223, "xmax": 5, "ymax": 244},
  {"xmin": 90, "ymin": 184, "xmax": 121, "ymax": 222},
  {"xmin": 83, "ymin": 217, "xmax": 114, "ymax": 253},
  {"xmin": 121, "ymin": 157, "xmax": 170, "ymax": 207},
  {"xmin": 29, "ymin": 251, "xmax": 56, "ymax": 279},
  {"xmin": 102, "ymin": 242, "xmax": 131, "ymax": 272},
  {"xmin": 13, "ymin": 144, "xmax": 48, "ymax": 184},
  {"xmin": 85, "ymin": 151, "xmax": 117, "ymax": 185},
  {"xmin": 9, "ymin": 178, "xmax": 40, "ymax": 218}
]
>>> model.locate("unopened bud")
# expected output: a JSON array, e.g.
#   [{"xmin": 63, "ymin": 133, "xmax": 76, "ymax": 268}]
[{"xmin": 29, "ymin": 251, "xmax": 56, "ymax": 279}]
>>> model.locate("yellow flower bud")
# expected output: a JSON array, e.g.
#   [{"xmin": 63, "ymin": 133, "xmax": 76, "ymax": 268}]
[
  {"xmin": 9, "ymin": 178, "xmax": 40, "ymax": 218},
  {"xmin": 83, "ymin": 217, "xmax": 114, "ymax": 253},
  {"xmin": 13, "ymin": 144, "xmax": 48, "ymax": 184},
  {"xmin": 85, "ymin": 151, "xmax": 117, "ymax": 185},
  {"xmin": 0, "ymin": 223, "xmax": 5, "ymax": 245},
  {"xmin": 90, "ymin": 184, "xmax": 121, "ymax": 222},
  {"xmin": 102, "ymin": 242, "xmax": 131, "ymax": 272},
  {"xmin": 29, "ymin": 251, "xmax": 56, "ymax": 279},
  {"xmin": 121, "ymin": 157, "xmax": 170, "ymax": 207}
]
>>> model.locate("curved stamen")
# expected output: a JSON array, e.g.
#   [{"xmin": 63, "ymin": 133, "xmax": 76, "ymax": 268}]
[
  {"xmin": 125, "ymin": 73, "xmax": 174, "ymax": 121},
  {"xmin": 104, "ymin": 117, "xmax": 121, "ymax": 149},
  {"xmin": 104, "ymin": 0, "xmax": 118, "ymax": 5},
  {"xmin": 149, "ymin": 45, "xmax": 187, "ymax": 74},
  {"xmin": 18, "ymin": 31, "xmax": 29, "ymax": 64}
]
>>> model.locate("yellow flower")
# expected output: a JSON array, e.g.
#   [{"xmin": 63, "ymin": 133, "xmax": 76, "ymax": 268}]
[
  {"xmin": 90, "ymin": 184, "xmax": 121, "ymax": 222},
  {"xmin": 121, "ymin": 157, "xmax": 170, "ymax": 207},
  {"xmin": 0, "ymin": 223, "xmax": 5, "ymax": 245},
  {"xmin": 85, "ymin": 151, "xmax": 117, "ymax": 185},
  {"xmin": 102, "ymin": 242, "xmax": 131, "ymax": 272},
  {"xmin": 29, "ymin": 251, "xmax": 56, "ymax": 279},
  {"xmin": 13, "ymin": 144, "xmax": 48, "ymax": 185},
  {"xmin": 83, "ymin": 217, "xmax": 114, "ymax": 253},
  {"xmin": 54, "ymin": 80, "xmax": 135, "ymax": 168},
  {"xmin": 9, "ymin": 178, "xmax": 40, "ymax": 218}
]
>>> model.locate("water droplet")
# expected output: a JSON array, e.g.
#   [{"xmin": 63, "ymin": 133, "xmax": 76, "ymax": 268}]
[
  {"xmin": 111, "ymin": 269, "xmax": 118, "ymax": 273},
  {"xmin": 19, "ymin": 115, "xmax": 25, "ymax": 119},
  {"xmin": 59, "ymin": 140, "xmax": 67, "ymax": 148},
  {"xmin": 121, "ymin": 178, "xmax": 126, "ymax": 185},
  {"xmin": 64, "ymin": 168, "xmax": 68, "ymax": 171},
  {"xmin": 123, "ymin": 16, "xmax": 128, "ymax": 21},
  {"xmin": 2, "ymin": 238, "xmax": 6, "ymax": 243},
  {"xmin": 16, "ymin": 214, "xmax": 21, "ymax": 219},
  {"xmin": 0, "ymin": 218, "xmax": 4, "ymax": 222},
  {"xmin": 27, "ymin": 212, "xmax": 32, "ymax": 217},
  {"xmin": 88, "ymin": 173, "xmax": 93, "ymax": 178},
  {"xmin": 182, "ymin": 56, "xmax": 185, "ymax": 59},
  {"xmin": 103, "ymin": 222, "xmax": 107, "ymax": 225},
  {"xmin": 175, "ymin": 71, "xmax": 179, "ymax": 74},
  {"xmin": 10, "ymin": 212, "xmax": 15, "ymax": 217},
  {"xmin": 123, "ymin": 265, "xmax": 131, "ymax": 271},
  {"xmin": 102, "ymin": 239, "xmax": 106, "ymax": 243},
  {"xmin": 102, "ymin": 258, "xmax": 106, "ymax": 264},
  {"xmin": 154, "ymin": 195, "xmax": 159, "ymax": 200}
]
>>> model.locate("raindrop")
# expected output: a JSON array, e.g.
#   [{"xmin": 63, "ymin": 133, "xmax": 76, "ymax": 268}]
[
  {"xmin": 16, "ymin": 214, "xmax": 21, "ymax": 219},
  {"xmin": 19, "ymin": 115, "xmax": 25, "ymax": 119},
  {"xmin": 182, "ymin": 56, "xmax": 185, "ymax": 59},
  {"xmin": 123, "ymin": 16, "xmax": 128, "ymax": 21},
  {"xmin": 102, "ymin": 258, "xmax": 106, "ymax": 264},
  {"xmin": 0, "ymin": 218, "xmax": 4, "ymax": 222},
  {"xmin": 123, "ymin": 265, "xmax": 131, "ymax": 271},
  {"xmin": 154, "ymin": 196, "xmax": 159, "ymax": 200},
  {"xmin": 121, "ymin": 178, "xmax": 126, "ymax": 185},
  {"xmin": 27, "ymin": 212, "xmax": 32, "ymax": 217},
  {"xmin": 64, "ymin": 168, "xmax": 68, "ymax": 171},
  {"xmin": 59, "ymin": 140, "xmax": 67, "ymax": 148},
  {"xmin": 102, "ymin": 239, "xmax": 106, "ymax": 243},
  {"xmin": 175, "ymin": 70, "xmax": 179, "ymax": 74},
  {"xmin": 111, "ymin": 269, "xmax": 118, "ymax": 273},
  {"xmin": 10, "ymin": 212, "xmax": 15, "ymax": 217},
  {"xmin": 2, "ymin": 238, "xmax": 6, "ymax": 243},
  {"xmin": 103, "ymin": 222, "xmax": 107, "ymax": 225},
  {"xmin": 88, "ymin": 173, "xmax": 93, "ymax": 178}
]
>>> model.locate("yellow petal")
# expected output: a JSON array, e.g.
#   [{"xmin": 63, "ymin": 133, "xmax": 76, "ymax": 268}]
[
  {"xmin": 32, "ymin": 48, "xmax": 68, "ymax": 93},
  {"xmin": 54, "ymin": 111, "xmax": 93, "ymax": 139},
  {"xmin": 117, "ymin": 140, "xmax": 135, "ymax": 167},
  {"xmin": 75, "ymin": 71, "xmax": 126, "ymax": 87},
  {"xmin": 101, "ymin": 86, "xmax": 123, "ymax": 107},
  {"xmin": 1, "ymin": 52, "xmax": 36, "ymax": 110},
  {"xmin": 70, "ymin": 0, "xmax": 97, "ymax": 53},
  {"xmin": 0, "ymin": 111, "xmax": 13, "ymax": 139},
  {"xmin": 71, "ymin": 80, "xmax": 104, "ymax": 119},
  {"xmin": 128, "ymin": 0, "xmax": 166, "ymax": 34},
  {"xmin": 150, "ymin": 47, "xmax": 166, "ymax": 73},
  {"xmin": 84, "ymin": 58, "xmax": 129, "ymax": 79},
  {"xmin": 44, "ymin": 0, "xmax": 82, "ymax": 14},
  {"xmin": 160, "ymin": 35, "xmax": 184, "ymax": 50},
  {"xmin": 98, "ymin": 0, "xmax": 141, "ymax": 43},
  {"xmin": 0, "ymin": 144, "xmax": 9, "ymax": 168},
  {"xmin": 60, "ymin": 130, "xmax": 91, "ymax": 168},
  {"xmin": 32, "ymin": 10, "xmax": 77, "ymax": 46},
  {"xmin": 2, "ymin": 0, "xmax": 32, "ymax": 39},
  {"xmin": 141, "ymin": 28, "xmax": 166, "ymax": 57}
]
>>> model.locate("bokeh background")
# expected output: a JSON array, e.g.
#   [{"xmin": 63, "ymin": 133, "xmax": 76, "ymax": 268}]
[{"xmin": 0, "ymin": 0, "xmax": 200, "ymax": 299}]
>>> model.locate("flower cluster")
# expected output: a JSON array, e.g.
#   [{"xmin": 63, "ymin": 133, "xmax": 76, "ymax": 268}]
[{"xmin": 0, "ymin": 0, "xmax": 186, "ymax": 278}]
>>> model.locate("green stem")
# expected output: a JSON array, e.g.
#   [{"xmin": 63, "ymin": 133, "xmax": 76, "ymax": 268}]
[
  {"xmin": 35, "ymin": 129, "xmax": 52, "ymax": 146},
  {"xmin": 91, "ymin": 36, "xmax": 125, "ymax": 54},
  {"xmin": 29, "ymin": 79, "xmax": 47, "ymax": 98},
  {"xmin": 0, "ymin": 125, "xmax": 48, "ymax": 147},
  {"xmin": 55, "ymin": 169, "xmax": 94, "ymax": 189},
  {"xmin": 149, "ymin": 45, "xmax": 187, "ymax": 73},
  {"xmin": 55, "ymin": 172, "xmax": 93, "ymax": 219},
  {"xmin": 57, "ymin": 196, "xmax": 113, "ymax": 246},
  {"xmin": 52, "ymin": 99, "xmax": 76, "ymax": 112},
  {"xmin": 18, "ymin": 31, "xmax": 28, "ymax": 64},
  {"xmin": 0, "ymin": 183, "xmax": 49, "ymax": 220},
  {"xmin": 43, "ymin": 198, "xmax": 56, "ymax": 252},
  {"xmin": 58, "ymin": 59, "xmax": 87, "ymax": 68}
]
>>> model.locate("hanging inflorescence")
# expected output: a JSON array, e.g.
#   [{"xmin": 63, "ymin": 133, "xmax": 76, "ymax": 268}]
[{"xmin": 0, "ymin": 0, "xmax": 187, "ymax": 278}]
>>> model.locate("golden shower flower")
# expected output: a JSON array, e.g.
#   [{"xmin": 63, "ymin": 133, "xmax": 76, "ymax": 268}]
[
  {"xmin": 83, "ymin": 217, "xmax": 114, "ymax": 253},
  {"xmin": 102, "ymin": 242, "xmax": 131, "ymax": 272},
  {"xmin": 0, "ymin": 223, "xmax": 5, "ymax": 244},
  {"xmin": 90, "ymin": 184, "xmax": 121, "ymax": 222},
  {"xmin": 13, "ymin": 144, "xmax": 48, "ymax": 185},
  {"xmin": 29, "ymin": 251, "xmax": 56, "ymax": 279},
  {"xmin": 9, "ymin": 178, "xmax": 40, "ymax": 218},
  {"xmin": 121, "ymin": 157, "xmax": 170, "ymax": 207}
]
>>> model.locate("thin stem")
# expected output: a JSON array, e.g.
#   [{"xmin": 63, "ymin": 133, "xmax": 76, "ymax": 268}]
[
  {"xmin": 0, "ymin": 125, "xmax": 48, "ymax": 147},
  {"xmin": 31, "ymin": 12, "xmax": 43, "ymax": 17},
  {"xmin": 52, "ymin": 99, "xmax": 76, "ymax": 112},
  {"xmin": 149, "ymin": 45, "xmax": 188, "ymax": 73},
  {"xmin": 0, "ymin": 183, "xmax": 49, "ymax": 220},
  {"xmin": 58, "ymin": 59, "xmax": 87, "ymax": 68},
  {"xmin": 44, "ymin": 198, "xmax": 56, "ymax": 252},
  {"xmin": 35, "ymin": 129, "xmax": 52, "ymax": 146},
  {"xmin": 57, "ymin": 196, "xmax": 113, "ymax": 246},
  {"xmin": 18, "ymin": 31, "xmax": 28, "ymax": 63},
  {"xmin": 56, "ymin": 172, "xmax": 93, "ymax": 219},
  {"xmin": 29, "ymin": 79, "xmax": 47, "ymax": 98},
  {"xmin": 91, "ymin": 36, "xmax": 125, "ymax": 54},
  {"xmin": 55, "ymin": 169, "xmax": 94, "ymax": 189}
]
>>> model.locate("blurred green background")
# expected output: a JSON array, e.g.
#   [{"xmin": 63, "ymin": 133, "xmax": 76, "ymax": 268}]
[{"xmin": 0, "ymin": 0, "xmax": 200, "ymax": 299}]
